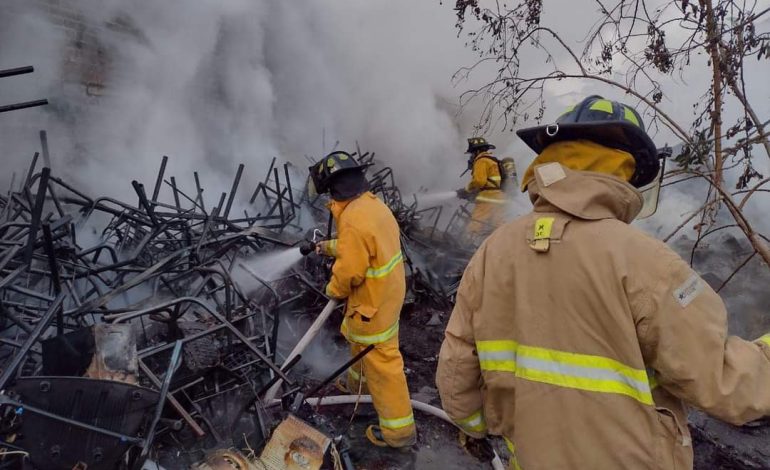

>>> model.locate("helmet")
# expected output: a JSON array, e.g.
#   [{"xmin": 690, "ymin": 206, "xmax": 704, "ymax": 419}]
[
  {"xmin": 466, "ymin": 137, "xmax": 496, "ymax": 154},
  {"xmin": 308, "ymin": 151, "xmax": 368, "ymax": 196},
  {"xmin": 516, "ymin": 95, "xmax": 659, "ymax": 187}
]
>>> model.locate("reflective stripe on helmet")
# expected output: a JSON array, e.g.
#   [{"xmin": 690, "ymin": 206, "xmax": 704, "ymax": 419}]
[
  {"xmin": 476, "ymin": 339, "xmax": 654, "ymax": 405},
  {"xmin": 623, "ymin": 106, "xmax": 640, "ymax": 126},
  {"xmin": 589, "ymin": 99, "xmax": 614, "ymax": 113}
]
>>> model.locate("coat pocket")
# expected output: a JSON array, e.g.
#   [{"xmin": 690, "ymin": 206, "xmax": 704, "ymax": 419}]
[
  {"xmin": 653, "ymin": 406, "xmax": 691, "ymax": 469},
  {"xmin": 350, "ymin": 303, "xmax": 377, "ymax": 321}
]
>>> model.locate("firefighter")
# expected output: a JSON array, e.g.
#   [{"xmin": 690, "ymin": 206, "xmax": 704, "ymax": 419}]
[
  {"xmin": 457, "ymin": 137, "xmax": 509, "ymax": 238},
  {"xmin": 308, "ymin": 151, "xmax": 416, "ymax": 448},
  {"xmin": 436, "ymin": 95, "xmax": 770, "ymax": 469}
]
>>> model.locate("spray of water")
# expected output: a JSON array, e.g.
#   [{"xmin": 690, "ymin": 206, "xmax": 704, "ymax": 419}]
[
  {"xmin": 236, "ymin": 246, "xmax": 304, "ymax": 282},
  {"xmin": 415, "ymin": 190, "xmax": 458, "ymax": 207}
]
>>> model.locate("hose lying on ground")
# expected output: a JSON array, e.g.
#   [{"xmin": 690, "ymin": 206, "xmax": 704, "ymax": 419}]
[{"xmin": 268, "ymin": 395, "xmax": 506, "ymax": 470}]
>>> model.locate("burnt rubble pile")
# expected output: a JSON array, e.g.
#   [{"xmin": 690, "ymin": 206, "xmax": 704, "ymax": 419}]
[{"xmin": 0, "ymin": 144, "xmax": 472, "ymax": 469}]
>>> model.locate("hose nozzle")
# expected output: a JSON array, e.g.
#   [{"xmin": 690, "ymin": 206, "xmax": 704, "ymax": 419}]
[{"xmin": 299, "ymin": 241, "xmax": 317, "ymax": 256}]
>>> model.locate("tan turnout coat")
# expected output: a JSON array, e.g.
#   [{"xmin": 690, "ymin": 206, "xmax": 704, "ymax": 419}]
[{"xmin": 437, "ymin": 162, "xmax": 770, "ymax": 469}]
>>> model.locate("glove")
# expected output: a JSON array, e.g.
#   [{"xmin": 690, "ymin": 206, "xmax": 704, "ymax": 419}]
[
  {"xmin": 458, "ymin": 432, "xmax": 494, "ymax": 462},
  {"xmin": 456, "ymin": 188, "xmax": 472, "ymax": 200}
]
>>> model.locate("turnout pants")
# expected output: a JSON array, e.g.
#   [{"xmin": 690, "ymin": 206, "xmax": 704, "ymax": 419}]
[
  {"xmin": 346, "ymin": 335, "xmax": 416, "ymax": 446},
  {"xmin": 468, "ymin": 200, "xmax": 508, "ymax": 237}
]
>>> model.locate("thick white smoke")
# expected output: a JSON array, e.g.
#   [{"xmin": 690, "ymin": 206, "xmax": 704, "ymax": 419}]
[{"xmin": 0, "ymin": 0, "xmax": 487, "ymax": 204}]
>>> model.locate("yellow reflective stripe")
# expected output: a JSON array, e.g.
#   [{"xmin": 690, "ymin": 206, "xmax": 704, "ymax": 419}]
[
  {"xmin": 623, "ymin": 106, "xmax": 640, "ymax": 126},
  {"xmin": 365, "ymin": 251, "xmax": 403, "ymax": 279},
  {"xmin": 758, "ymin": 334, "xmax": 770, "ymax": 348},
  {"xmin": 344, "ymin": 319, "xmax": 399, "ymax": 345},
  {"xmin": 488, "ymin": 176, "xmax": 502, "ymax": 181},
  {"xmin": 455, "ymin": 410, "xmax": 487, "ymax": 433},
  {"xmin": 647, "ymin": 368, "xmax": 658, "ymax": 390},
  {"xmin": 475, "ymin": 195, "xmax": 507, "ymax": 204},
  {"xmin": 476, "ymin": 340, "xmax": 653, "ymax": 405},
  {"xmin": 505, "ymin": 438, "xmax": 523, "ymax": 470},
  {"xmin": 348, "ymin": 367, "xmax": 367, "ymax": 383},
  {"xmin": 326, "ymin": 239, "xmax": 338, "ymax": 256},
  {"xmin": 589, "ymin": 99, "xmax": 613, "ymax": 113},
  {"xmin": 379, "ymin": 413, "xmax": 414, "ymax": 430}
]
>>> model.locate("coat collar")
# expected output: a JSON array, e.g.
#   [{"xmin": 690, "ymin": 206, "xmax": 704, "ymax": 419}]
[
  {"xmin": 527, "ymin": 163, "xmax": 643, "ymax": 223},
  {"xmin": 327, "ymin": 191, "xmax": 375, "ymax": 221}
]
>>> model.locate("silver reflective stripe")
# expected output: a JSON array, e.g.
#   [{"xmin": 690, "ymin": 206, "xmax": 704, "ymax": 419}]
[
  {"xmin": 380, "ymin": 413, "xmax": 414, "ymax": 430},
  {"xmin": 478, "ymin": 350, "xmax": 651, "ymax": 393}
]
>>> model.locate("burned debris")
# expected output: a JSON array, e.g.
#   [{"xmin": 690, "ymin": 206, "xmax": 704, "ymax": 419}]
[{"xmin": 0, "ymin": 135, "xmax": 471, "ymax": 469}]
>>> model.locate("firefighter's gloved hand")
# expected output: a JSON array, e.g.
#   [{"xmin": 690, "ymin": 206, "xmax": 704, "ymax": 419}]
[
  {"xmin": 458, "ymin": 432, "xmax": 494, "ymax": 462},
  {"xmin": 456, "ymin": 188, "xmax": 472, "ymax": 200}
]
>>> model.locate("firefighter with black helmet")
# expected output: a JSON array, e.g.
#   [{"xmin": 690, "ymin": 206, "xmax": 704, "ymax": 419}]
[
  {"xmin": 307, "ymin": 151, "xmax": 416, "ymax": 449},
  {"xmin": 438, "ymin": 95, "xmax": 770, "ymax": 469},
  {"xmin": 457, "ymin": 137, "xmax": 510, "ymax": 238}
]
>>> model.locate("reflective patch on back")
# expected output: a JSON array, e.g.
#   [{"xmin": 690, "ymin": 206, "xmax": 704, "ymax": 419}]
[
  {"xmin": 673, "ymin": 274, "xmax": 703, "ymax": 308},
  {"xmin": 536, "ymin": 162, "xmax": 567, "ymax": 187},
  {"xmin": 530, "ymin": 217, "xmax": 555, "ymax": 253},
  {"xmin": 534, "ymin": 217, "xmax": 554, "ymax": 240}
]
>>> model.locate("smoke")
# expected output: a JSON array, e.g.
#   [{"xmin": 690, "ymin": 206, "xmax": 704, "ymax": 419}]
[{"xmin": 0, "ymin": 0, "xmax": 484, "ymax": 205}]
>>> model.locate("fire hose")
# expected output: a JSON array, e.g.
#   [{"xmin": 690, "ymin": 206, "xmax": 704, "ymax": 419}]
[{"xmin": 263, "ymin": 298, "xmax": 340, "ymax": 401}]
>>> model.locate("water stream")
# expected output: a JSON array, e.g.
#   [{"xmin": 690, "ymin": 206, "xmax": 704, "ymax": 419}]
[
  {"xmin": 414, "ymin": 190, "xmax": 458, "ymax": 207},
  {"xmin": 237, "ymin": 246, "xmax": 304, "ymax": 281}
]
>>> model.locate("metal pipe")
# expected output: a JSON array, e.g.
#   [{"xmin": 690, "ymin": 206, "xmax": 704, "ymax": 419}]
[
  {"xmin": 23, "ymin": 167, "xmax": 50, "ymax": 264},
  {"xmin": 135, "ymin": 340, "xmax": 183, "ymax": 467},
  {"xmin": 0, "ymin": 65, "xmax": 34, "ymax": 78},
  {"xmin": 39, "ymin": 130, "xmax": 51, "ymax": 168},
  {"xmin": 152, "ymin": 156, "xmax": 169, "ymax": 202},
  {"xmin": 0, "ymin": 292, "xmax": 65, "ymax": 391},
  {"xmin": 0, "ymin": 99, "xmax": 48, "ymax": 114},
  {"xmin": 223, "ymin": 163, "xmax": 244, "ymax": 219},
  {"xmin": 138, "ymin": 360, "xmax": 206, "ymax": 438}
]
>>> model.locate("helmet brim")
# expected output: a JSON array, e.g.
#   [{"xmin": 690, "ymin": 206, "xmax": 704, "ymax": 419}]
[
  {"xmin": 516, "ymin": 121, "xmax": 659, "ymax": 187},
  {"xmin": 465, "ymin": 144, "xmax": 496, "ymax": 154}
]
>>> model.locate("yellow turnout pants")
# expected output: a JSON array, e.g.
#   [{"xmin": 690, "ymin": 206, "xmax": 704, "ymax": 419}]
[
  {"xmin": 467, "ymin": 197, "xmax": 508, "ymax": 237},
  {"xmin": 346, "ymin": 335, "xmax": 416, "ymax": 446}
]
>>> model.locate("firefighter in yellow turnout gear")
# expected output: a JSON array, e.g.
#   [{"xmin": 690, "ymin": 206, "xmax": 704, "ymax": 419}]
[
  {"xmin": 457, "ymin": 137, "xmax": 509, "ymax": 237},
  {"xmin": 308, "ymin": 151, "xmax": 416, "ymax": 448}
]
